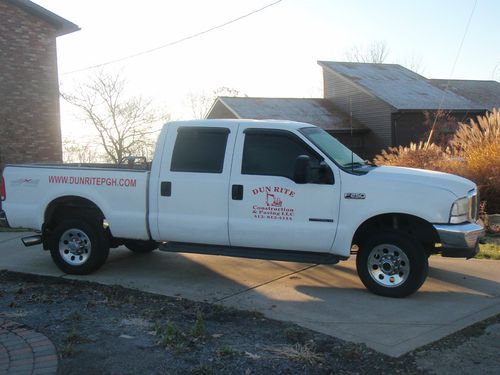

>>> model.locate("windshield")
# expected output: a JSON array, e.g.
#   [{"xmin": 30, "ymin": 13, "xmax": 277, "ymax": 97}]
[{"xmin": 300, "ymin": 127, "xmax": 365, "ymax": 168}]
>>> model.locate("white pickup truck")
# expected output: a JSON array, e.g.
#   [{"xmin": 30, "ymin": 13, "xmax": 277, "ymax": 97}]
[{"xmin": 0, "ymin": 119, "xmax": 484, "ymax": 297}]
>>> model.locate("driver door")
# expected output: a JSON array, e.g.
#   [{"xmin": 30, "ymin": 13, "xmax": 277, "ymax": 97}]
[{"xmin": 228, "ymin": 126, "xmax": 340, "ymax": 252}]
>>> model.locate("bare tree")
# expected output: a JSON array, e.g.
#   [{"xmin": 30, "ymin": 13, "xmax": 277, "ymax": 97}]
[
  {"xmin": 345, "ymin": 41, "xmax": 389, "ymax": 63},
  {"xmin": 63, "ymin": 72, "xmax": 169, "ymax": 164},
  {"xmin": 401, "ymin": 54, "xmax": 425, "ymax": 74},
  {"xmin": 62, "ymin": 138, "xmax": 101, "ymax": 163},
  {"xmin": 187, "ymin": 86, "xmax": 244, "ymax": 119}
]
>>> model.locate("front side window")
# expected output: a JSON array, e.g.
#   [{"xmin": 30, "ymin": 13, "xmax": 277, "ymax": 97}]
[
  {"xmin": 242, "ymin": 130, "xmax": 322, "ymax": 180},
  {"xmin": 170, "ymin": 127, "xmax": 229, "ymax": 173}
]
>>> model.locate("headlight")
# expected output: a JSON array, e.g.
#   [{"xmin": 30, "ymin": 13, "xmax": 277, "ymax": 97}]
[{"xmin": 450, "ymin": 197, "xmax": 469, "ymax": 224}]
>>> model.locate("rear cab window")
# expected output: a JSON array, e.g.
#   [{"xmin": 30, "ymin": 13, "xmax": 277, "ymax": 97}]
[{"xmin": 170, "ymin": 127, "xmax": 229, "ymax": 173}]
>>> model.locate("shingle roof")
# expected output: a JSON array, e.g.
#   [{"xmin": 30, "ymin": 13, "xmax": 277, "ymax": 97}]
[
  {"xmin": 318, "ymin": 61, "xmax": 485, "ymax": 111},
  {"xmin": 7, "ymin": 0, "xmax": 79, "ymax": 36},
  {"xmin": 217, "ymin": 97, "xmax": 368, "ymax": 133},
  {"xmin": 430, "ymin": 79, "xmax": 500, "ymax": 111}
]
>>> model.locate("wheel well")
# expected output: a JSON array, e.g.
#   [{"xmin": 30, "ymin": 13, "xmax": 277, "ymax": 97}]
[
  {"xmin": 43, "ymin": 196, "xmax": 119, "ymax": 250},
  {"xmin": 352, "ymin": 213, "xmax": 439, "ymax": 252},
  {"xmin": 44, "ymin": 196, "xmax": 104, "ymax": 229}
]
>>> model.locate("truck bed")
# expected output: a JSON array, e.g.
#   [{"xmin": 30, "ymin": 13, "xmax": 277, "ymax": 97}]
[{"xmin": 2, "ymin": 163, "xmax": 151, "ymax": 240}]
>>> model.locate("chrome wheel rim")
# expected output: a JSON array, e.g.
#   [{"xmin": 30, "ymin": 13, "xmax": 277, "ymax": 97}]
[
  {"xmin": 59, "ymin": 228, "xmax": 91, "ymax": 266},
  {"xmin": 367, "ymin": 244, "xmax": 410, "ymax": 288}
]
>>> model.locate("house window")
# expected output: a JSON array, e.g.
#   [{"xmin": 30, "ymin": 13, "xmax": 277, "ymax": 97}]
[{"xmin": 170, "ymin": 127, "xmax": 229, "ymax": 173}]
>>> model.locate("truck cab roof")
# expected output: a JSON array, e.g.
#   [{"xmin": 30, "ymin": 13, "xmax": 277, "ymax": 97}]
[{"xmin": 165, "ymin": 119, "xmax": 317, "ymax": 131}]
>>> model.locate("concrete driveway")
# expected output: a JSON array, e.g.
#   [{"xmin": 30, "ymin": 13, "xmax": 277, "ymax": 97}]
[{"xmin": 1, "ymin": 231, "xmax": 499, "ymax": 357}]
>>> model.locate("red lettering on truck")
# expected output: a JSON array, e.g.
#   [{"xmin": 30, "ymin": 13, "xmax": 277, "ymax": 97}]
[{"xmin": 48, "ymin": 176, "xmax": 136, "ymax": 188}]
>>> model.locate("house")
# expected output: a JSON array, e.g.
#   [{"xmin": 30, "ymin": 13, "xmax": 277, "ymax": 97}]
[
  {"xmin": 0, "ymin": 0, "xmax": 79, "ymax": 169},
  {"xmin": 206, "ymin": 97, "xmax": 369, "ymax": 154},
  {"xmin": 318, "ymin": 61, "xmax": 488, "ymax": 156},
  {"xmin": 207, "ymin": 61, "xmax": 496, "ymax": 158},
  {"xmin": 429, "ymin": 79, "xmax": 500, "ymax": 111}
]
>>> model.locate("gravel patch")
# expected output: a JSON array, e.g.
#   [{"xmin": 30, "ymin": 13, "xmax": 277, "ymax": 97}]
[
  {"xmin": 0, "ymin": 270, "xmax": 499, "ymax": 374},
  {"xmin": 416, "ymin": 321, "xmax": 500, "ymax": 374}
]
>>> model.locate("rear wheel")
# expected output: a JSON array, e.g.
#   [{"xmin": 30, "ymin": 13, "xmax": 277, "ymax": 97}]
[
  {"xmin": 49, "ymin": 218, "xmax": 109, "ymax": 275},
  {"xmin": 356, "ymin": 230, "xmax": 428, "ymax": 298},
  {"xmin": 123, "ymin": 239, "xmax": 158, "ymax": 253}
]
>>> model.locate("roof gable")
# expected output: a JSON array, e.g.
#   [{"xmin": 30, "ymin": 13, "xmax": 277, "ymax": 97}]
[{"xmin": 318, "ymin": 61, "xmax": 485, "ymax": 111}]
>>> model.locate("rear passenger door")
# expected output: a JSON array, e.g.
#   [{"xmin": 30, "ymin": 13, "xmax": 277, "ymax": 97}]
[{"xmin": 156, "ymin": 124, "xmax": 236, "ymax": 245}]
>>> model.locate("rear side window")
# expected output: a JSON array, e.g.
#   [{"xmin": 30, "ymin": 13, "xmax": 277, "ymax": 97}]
[
  {"xmin": 170, "ymin": 127, "xmax": 229, "ymax": 173},
  {"xmin": 242, "ymin": 130, "xmax": 322, "ymax": 180}
]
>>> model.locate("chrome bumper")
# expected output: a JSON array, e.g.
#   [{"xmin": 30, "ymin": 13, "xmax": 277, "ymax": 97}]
[
  {"xmin": 0, "ymin": 210, "xmax": 9, "ymax": 228},
  {"xmin": 433, "ymin": 222, "xmax": 485, "ymax": 258}
]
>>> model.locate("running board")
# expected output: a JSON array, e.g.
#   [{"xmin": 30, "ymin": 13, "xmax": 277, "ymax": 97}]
[{"xmin": 159, "ymin": 242, "xmax": 343, "ymax": 264}]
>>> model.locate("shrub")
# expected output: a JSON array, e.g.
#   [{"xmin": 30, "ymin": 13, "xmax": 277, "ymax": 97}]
[
  {"xmin": 374, "ymin": 109, "xmax": 500, "ymax": 213},
  {"xmin": 373, "ymin": 141, "xmax": 451, "ymax": 170},
  {"xmin": 453, "ymin": 110, "xmax": 500, "ymax": 212}
]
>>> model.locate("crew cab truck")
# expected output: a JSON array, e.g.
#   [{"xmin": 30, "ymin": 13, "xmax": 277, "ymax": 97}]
[{"xmin": 0, "ymin": 119, "xmax": 485, "ymax": 297}]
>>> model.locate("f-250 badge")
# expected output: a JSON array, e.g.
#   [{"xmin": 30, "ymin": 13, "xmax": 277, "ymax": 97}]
[{"xmin": 344, "ymin": 193, "xmax": 366, "ymax": 199}]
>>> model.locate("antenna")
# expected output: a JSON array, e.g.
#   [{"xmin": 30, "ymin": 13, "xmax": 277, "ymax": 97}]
[{"xmin": 349, "ymin": 96, "xmax": 354, "ymax": 172}]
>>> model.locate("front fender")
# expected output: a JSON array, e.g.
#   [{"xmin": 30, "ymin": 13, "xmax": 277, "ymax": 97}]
[{"xmin": 331, "ymin": 172, "xmax": 457, "ymax": 257}]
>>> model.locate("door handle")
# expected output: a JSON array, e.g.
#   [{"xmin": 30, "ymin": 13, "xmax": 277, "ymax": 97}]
[
  {"xmin": 232, "ymin": 184, "xmax": 243, "ymax": 200},
  {"xmin": 161, "ymin": 181, "xmax": 171, "ymax": 197}
]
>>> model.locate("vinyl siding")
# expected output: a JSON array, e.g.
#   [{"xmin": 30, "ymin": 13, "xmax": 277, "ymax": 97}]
[{"xmin": 323, "ymin": 68, "xmax": 394, "ymax": 157}]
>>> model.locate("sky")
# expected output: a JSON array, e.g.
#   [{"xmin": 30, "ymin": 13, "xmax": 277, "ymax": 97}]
[{"xmin": 33, "ymin": 0, "xmax": 500, "ymax": 141}]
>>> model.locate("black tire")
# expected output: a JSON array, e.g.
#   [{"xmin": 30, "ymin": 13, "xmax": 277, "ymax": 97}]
[
  {"xmin": 356, "ymin": 230, "xmax": 428, "ymax": 298},
  {"xmin": 123, "ymin": 239, "xmax": 158, "ymax": 253},
  {"xmin": 49, "ymin": 218, "xmax": 109, "ymax": 275}
]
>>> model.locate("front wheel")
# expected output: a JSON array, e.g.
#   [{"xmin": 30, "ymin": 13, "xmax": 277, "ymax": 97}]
[
  {"xmin": 49, "ymin": 218, "xmax": 110, "ymax": 275},
  {"xmin": 356, "ymin": 231, "xmax": 428, "ymax": 298}
]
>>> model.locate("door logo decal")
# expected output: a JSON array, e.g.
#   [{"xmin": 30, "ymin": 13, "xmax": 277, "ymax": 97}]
[
  {"xmin": 266, "ymin": 193, "xmax": 282, "ymax": 207},
  {"xmin": 251, "ymin": 186, "xmax": 295, "ymax": 221}
]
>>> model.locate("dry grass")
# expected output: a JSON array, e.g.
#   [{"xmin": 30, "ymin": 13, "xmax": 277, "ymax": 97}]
[
  {"xmin": 451, "ymin": 109, "xmax": 500, "ymax": 153},
  {"xmin": 374, "ymin": 141, "xmax": 450, "ymax": 170},
  {"xmin": 267, "ymin": 343, "xmax": 324, "ymax": 365}
]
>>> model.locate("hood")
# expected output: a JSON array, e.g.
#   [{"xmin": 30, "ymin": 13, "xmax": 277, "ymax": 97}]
[{"xmin": 369, "ymin": 166, "xmax": 475, "ymax": 198}]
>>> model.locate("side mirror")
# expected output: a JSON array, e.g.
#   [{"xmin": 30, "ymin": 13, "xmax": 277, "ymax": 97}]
[{"xmin": 294, "ymin": 155, "xmax": 311, "ymax": 184}]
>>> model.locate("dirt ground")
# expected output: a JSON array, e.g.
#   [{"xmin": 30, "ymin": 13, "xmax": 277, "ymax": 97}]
[{"xmin": 0, "ymin": 270, "xmax": 498, "ymax": 375}]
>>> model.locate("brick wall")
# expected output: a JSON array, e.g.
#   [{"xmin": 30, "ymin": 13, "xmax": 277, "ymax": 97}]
[{"xmin": 0, "ymin": 0, "xmax": 62, "ymax": 169}]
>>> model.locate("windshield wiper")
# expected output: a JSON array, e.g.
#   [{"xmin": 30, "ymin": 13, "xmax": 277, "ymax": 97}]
[
  {"xmin": 343, "ymin": 160, "xmax": 377, "ymax": 169},
  {"xmin": 342, "ymin": 161, "xmax": 365, "ymax": 168}
]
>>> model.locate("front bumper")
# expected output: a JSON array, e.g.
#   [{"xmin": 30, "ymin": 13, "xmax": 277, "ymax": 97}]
[
  {"xmin": 0, "ymin": 210, "xmax": 9, "ymax": 228},
  {"xmin": 433, "ymin": 222, "xmax": 485, "ymax": 258}
]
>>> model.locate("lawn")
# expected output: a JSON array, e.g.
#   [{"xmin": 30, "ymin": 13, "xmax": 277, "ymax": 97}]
[{"xmin": 477, "ymin": 236, "xmax": 500, "ymax": 260}]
